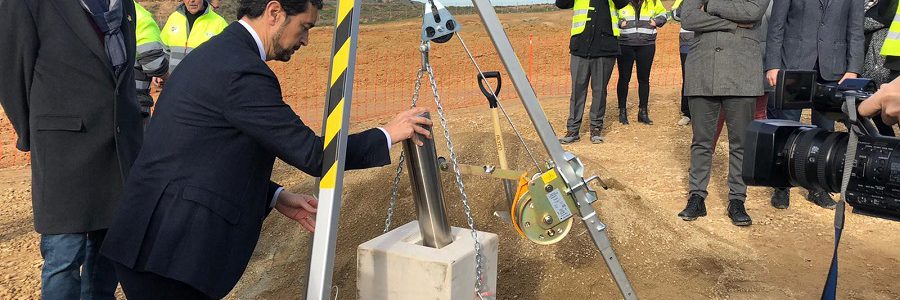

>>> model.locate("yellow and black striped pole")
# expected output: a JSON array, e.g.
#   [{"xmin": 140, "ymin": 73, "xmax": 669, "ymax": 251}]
[{"xmin": 306, "ymin": 0, "xmax": 362, "ymax": 298}]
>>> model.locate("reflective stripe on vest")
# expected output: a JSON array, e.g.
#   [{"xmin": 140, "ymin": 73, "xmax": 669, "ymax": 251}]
[
  {"xmin": 883, "ymin": 11, "xmax": 900, "ymax": 56},
  {"xmin": 572, "ymin": 0, "xmax": 620, "ymax": 37},
  {"xmin": 160, "ymin": 4, "xmax": 228, "ymax": 72}
]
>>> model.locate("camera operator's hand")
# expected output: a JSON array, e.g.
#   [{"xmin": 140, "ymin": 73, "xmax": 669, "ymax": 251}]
[
  {"xmin": 766, "ymin": 69, "xmax": 779, "ymax": 87},
  {"xmin": 838, "ymin": 72, "xmax": 858, "ymax": 84},
  {"xmin": 859, "ymin": 77, "xmax": 900, "ymax": 125}
]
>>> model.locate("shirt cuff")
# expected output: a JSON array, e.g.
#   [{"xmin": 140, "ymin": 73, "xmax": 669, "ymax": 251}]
[
  {"xmin": 270, "ymin": 187, "xmax": 285, "ymax": 208},
  {"xmin": 377, "ymin": 127, "xmax": 392, "ymax": 152}
]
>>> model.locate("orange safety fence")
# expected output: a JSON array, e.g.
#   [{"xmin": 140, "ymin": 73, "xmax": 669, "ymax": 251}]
[{"xmin": 0, "ymin": 24, "xmax": 683, "ymax": 169}]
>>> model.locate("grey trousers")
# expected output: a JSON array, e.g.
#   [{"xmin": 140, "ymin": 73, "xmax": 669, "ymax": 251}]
[
  {"xmin": 688, "ymin": 96, "xmax": 756, "ymax": 202},
  {"xmin": 566, "ymin": 55, "xmax": 615, "ymax": 133}
]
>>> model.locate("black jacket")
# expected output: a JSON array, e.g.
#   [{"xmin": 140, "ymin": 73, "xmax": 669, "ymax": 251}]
[
  {"xmin": 557, "ymin": 0, "xmax": 630, "ymax": 57},
  {"xmin": 0, "ymin": 0, "xmax": 142, "ymax": 234},
  {"xmin": 101, "ymin": 23, "xmax": 391, "ymax": 298}
]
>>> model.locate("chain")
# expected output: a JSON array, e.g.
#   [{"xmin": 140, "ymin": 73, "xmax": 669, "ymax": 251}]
[
  {"xmin": 423, "ymin": 55, "xmax": 488, "ymax": 298},
  {"xmin": 383, "ymin": 45, "xmax": 429, "ymax": 233}
]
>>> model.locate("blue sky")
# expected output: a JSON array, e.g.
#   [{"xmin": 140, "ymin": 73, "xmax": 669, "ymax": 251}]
[{"xmin": 412, "ymin": 0, "xmax": 555, "ymax": 7}]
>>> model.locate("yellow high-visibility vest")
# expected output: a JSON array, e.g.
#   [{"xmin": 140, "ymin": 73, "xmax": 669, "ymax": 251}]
[
  {"xmin": 572, "ymin": 0, "xmax": 621, "ymax": 37},
  {"xmin": 134, "ymin": 1, "xmax": 166, "ymax": 94},
  {"xmin": 881, "ymin": 5, "xmax": 900, "ymax": 56},
  {"xmin": 160, "ymin": 3, "xmax": 228, "ymax": 72},
  {"xmin": 616, "ymin": 0, "xmax": 668, "ymax": 36}
]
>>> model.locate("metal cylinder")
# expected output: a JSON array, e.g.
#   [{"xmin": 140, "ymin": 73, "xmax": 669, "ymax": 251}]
[{"xmin": 403, "ymin": 112, "xmax": 454, "ymax": 248}]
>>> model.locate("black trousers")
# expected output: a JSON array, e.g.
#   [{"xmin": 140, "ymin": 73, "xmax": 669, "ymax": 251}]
[
  {"xmin": 113, "ymin": 262, "xmax": 213, "ymax": 300},
  {"xmin": 617, "ymin": 44, "xmax": 656, "ymax": 110},
  {"xmin": 679, "ymin": 52, "xmax": 690, "ymax": 117}
]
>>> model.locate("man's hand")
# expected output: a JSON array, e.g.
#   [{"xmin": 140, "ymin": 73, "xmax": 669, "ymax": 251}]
[
  {"xmin": 737, "ymin": 23, "xmax": 755, "ymax": 29},
  {"xmin": 649, "ymin": 19, "xmax": 657, "ymax": 28},
  {"xmin": 766, "ymin": 69, "xmax": 780, "ymax": 87},
  {"xmin": 859, "ymin": 78, "xmax": 900, "ymax": 125},
  {"xmin": 275, "ymin": 191, "xmax": 318, "ymax": 233},
  {"xmin": 839, "ymin": 72, "xmax": 858, "ymax": 84},
  {"xmin": 383, "ymin": 107, "xmax": 433, "ymax": 146},
  {"xmin": 620, "ymin": 20, "xmax": 628, "ymax": 29}
]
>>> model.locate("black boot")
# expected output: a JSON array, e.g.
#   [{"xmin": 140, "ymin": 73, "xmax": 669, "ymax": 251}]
[
  {"xmin": 638, "ymin": 107, "xmax": 653, "ymax": 125},
  {"xmin": 618, "ymin": 108, "xmax": 629, "ymax": 125},
  {"xmin": 807, "ymin": 190, "xmax": 837, "ymax": 209},
  {"xmin": 678, "ymin": 194, "xmax": 707, "ymax": 221},
  {"xmin": 771, "ymin": 187, "xmax": 790, "ymax": 209},
  {"xmin": 727, "ymin": 199, "xmax": 752, "ymax": 226}
]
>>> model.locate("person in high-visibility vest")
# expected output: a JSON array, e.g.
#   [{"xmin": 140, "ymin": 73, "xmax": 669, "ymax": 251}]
[
  {"xmin": 556, "ymin": 0, "xmax": 630, "ymax": 144},
  {"xmin": 134, "ymin": 1, "xmax": 169, "ymax": 127},
  {"xmin": 160, "ymin": 0, "xmax": 228, "ymax": 78},
  {"xmin": 614, "ymin": 0, "xmax": 667, "ymax": 126},
  {"xmin": 881, "ymin": 0, "xmax": 900, "ymax": 79}
]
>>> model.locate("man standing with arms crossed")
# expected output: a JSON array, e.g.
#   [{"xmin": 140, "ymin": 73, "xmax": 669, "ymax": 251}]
[{"xmin": 557, "ymin": 0, "xmax": 630, "ymax": 144}]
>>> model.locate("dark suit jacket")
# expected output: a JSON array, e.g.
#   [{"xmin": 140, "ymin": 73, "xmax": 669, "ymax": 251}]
[
  {"xmin": 765, "ymin": 0, "xmax": 865, "ymax": 81},
  {"xmin": 0, "ymin": 0, "xmax": 142, "ymax": 234},
  {"xmin": 101, "ymin": 23, "xmax": 391, "ymax": 298}
]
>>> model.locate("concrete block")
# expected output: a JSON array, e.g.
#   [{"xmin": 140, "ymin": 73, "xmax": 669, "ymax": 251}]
[{"xmin": 357, "ymin": 221, "xmax": 499, "ymax": 300}]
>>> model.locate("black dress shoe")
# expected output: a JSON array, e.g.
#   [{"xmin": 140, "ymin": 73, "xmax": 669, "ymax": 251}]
[
  {"xmin": 678, "ymin": 194, "xmax": 707, "ymax": 221},
  {"xmin": 559, "ymin": 131, "xmax": 580, "ymax": 144},
  {"xmin": 618, "ymin": 108, "xmax": 629, "ymax": 125},
  {"xmin": 771, "ymin": 188, "xmax": 790, "ymax": 209},
  {"xmin": 807, "ymin": 190, "xmax": 837, "ymax": 209},
  {"xmin": 727, "ymin": 199, "xmax": 752, "ymax": 226},
  {"xmin": 638, "ymin": 108, "xmax": 653, "ymax": 125}
]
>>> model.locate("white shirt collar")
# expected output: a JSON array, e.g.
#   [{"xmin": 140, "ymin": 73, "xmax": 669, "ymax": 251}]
[{"xmin": 238, "ymin": 20, "xmax": 266, "ymax": 61}]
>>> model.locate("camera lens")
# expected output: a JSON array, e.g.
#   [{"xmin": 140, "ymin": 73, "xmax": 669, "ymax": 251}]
[{"xmin": 786, "ymin": 128, "xmax": 848, "ymax": 193}]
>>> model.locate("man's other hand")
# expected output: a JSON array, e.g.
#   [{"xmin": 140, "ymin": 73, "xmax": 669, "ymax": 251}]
[
  {"xmin": 859, "ymin": 78, "xmax": 900, "ymax": 126},
  {"xmin": 384, "ymin": 107, "xmax": 433, "ymax": 146},
  {"xmin": 838, "ymin": 72, "xmax": 858, "ymax": 84},
  {"xmin": 275, "ymin": 191, "xmax": 318, "ymax": 233},
  {"xmin": 766, "ymin": 69, "xmax": 780, "ymax": 87}
]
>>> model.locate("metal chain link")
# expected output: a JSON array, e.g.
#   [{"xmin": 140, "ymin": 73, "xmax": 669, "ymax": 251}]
[
  {"xmin": 381, "ymin": 41, "xmax": 489, "ymax": 299},
  {"xmin": 424, "ymin": 56, "xmax": 487, "ymax": 299}
]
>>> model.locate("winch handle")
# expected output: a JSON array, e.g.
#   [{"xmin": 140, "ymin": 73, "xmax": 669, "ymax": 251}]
[{"xmin": 477, "ymin": 71, "xmax": 502, "ymax": 108}]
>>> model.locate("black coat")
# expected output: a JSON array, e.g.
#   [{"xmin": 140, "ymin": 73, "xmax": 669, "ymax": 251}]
[
  {"xmin": 101, "ymin": 23, "xmax": 391, "ymax": 298},
  {"xmin": 0, "ymin": 0, "xmax": 142, "ymax": 234},
  {"xmin": 556, "ymin": 0, "xmax": 630, "ymax": 57}
]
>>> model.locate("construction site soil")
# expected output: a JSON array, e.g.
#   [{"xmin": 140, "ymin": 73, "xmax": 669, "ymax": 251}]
[{"xmin": 2, "ymin": 10, "xmax": 899, "ymax": 300}]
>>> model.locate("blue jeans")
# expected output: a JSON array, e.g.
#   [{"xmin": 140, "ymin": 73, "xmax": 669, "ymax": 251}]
[{"xmin": 40, "ymin": 230, "xmax": 117, "ymax": 300}]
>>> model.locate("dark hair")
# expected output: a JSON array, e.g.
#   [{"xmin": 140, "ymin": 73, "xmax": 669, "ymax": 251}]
[{"xmin": 237, "ymin": 0, "xmax": 324, "ymax": 20}]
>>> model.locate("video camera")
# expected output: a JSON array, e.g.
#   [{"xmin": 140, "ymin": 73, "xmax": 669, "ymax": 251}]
[{"xmin": 742, "ymin": 70, "xmax": 900, "ymax": 219}]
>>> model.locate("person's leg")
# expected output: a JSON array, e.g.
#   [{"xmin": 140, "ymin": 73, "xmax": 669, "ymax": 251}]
[
  {"xmin": 635, "ymin": 44, "xmax": 655, "ymax": 124},
  {"xmin": 780, "ymin": 109, "xmax": 802, "ymax": 122},
  {"xmin": 81, "ymin": 229, "xmax": 117, "ymax": 300},
  {"xmin": 711, "ymin": 108, "xmax": 726, "ymax": 153},
  {"xmin": 114, "ymin": 262, "xmax": 213, "ymax": 300},
  {"xmin": 723, "ymin": 96, "xmax": 757, "ymax": 225},
  {"xmin": 687, "ymin": 97, "xmax": 722, "ymax": 198},
  {"xmin": 588, "ymin": 56, "xmax": 616, "ymax": 137},
  {"xmin": 40, "ymin": 233, "xmax": 87, "ymax": 300},
  {"xmin": 617, "ymin": 45, "xmax": 637, "ymax": 124},
  {"xmin": 679, "ymin": 53, "xmax": 690, "ymax": 118},
  {"xmin": 565, "ymin": 54, "xmax": 591, "ymax": 136},
  {"xmin": 754, "ymin": 93, "xmax": 768, "ymax": 120},
  {"xmin": 723, "ymin": 97, "xmax": 756, "ymax": 202}
]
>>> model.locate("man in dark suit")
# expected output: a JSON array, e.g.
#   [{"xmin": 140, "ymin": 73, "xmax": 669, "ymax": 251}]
[
  {"xmin": 100, "ymin": 0, "xmax": 431, "ymax": 298},
  {"xmin": 0, "ymin": 0, "xmax": 142, "ymax": 299},
  {"xmin": 765, "ymin": 0, "xmax": 864, "ymax": 209}
]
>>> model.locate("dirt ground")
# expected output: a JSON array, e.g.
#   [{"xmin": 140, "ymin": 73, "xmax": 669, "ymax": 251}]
[{"xmin": 1, "ymin": 10, "xmax": 899, "ymax": 300}]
